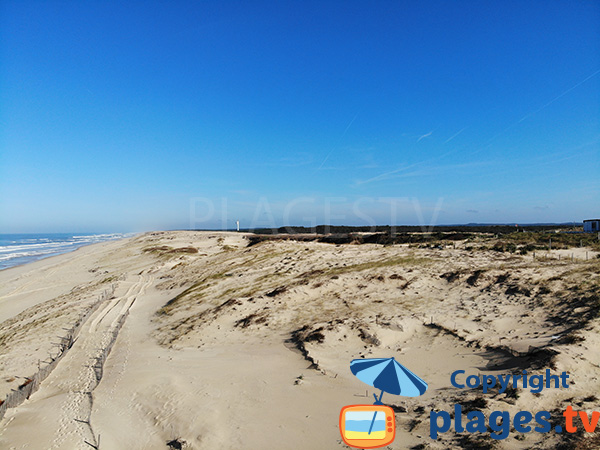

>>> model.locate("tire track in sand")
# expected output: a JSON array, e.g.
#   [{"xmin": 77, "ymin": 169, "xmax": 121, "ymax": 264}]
[{"xmin": 50, "ymin": 274, "xmax": 152, "ymax": 449}]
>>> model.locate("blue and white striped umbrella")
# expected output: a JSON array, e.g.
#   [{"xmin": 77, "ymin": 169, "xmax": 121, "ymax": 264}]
[{"xmin": 350, "ymin": 357, "xmax": 428, "ymax": 398}]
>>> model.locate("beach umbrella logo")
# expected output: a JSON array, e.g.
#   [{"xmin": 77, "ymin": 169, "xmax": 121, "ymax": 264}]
[
  {"xmin": 351, "ymin": 357, "xmax": 428, "ymax": 401},
  {"xmin": 339, "ymin": 357, "xmax": 428, "ymax": 449}
]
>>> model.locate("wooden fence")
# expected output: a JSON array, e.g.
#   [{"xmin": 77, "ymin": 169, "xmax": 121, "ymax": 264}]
[{"xmin": 0, "ymin": 285, "xmax": 116, "ymax": 421}]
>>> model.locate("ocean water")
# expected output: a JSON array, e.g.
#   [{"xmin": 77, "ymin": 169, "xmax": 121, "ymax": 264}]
[{"xmin": 0, "ymin": 233, "xmax": 131, "ymax": 271}]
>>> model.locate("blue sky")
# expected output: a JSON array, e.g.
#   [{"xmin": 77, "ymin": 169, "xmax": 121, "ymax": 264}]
[{"xmin": 1, "ymin": 1, "xmax": 599, "ymax": 232}]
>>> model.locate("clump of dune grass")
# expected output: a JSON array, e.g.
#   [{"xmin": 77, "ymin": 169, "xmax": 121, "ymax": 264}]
[
  {"xmin": 324, "ymin": 255, "xmax": 432, "ymax": 276},
  {"xmin": 143, "ymin": 246, "xmax": 198, "ymax": 258}
]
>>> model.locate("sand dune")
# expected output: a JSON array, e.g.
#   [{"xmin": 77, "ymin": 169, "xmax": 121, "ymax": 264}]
[{"xmin": 0, "ymin": 231, "xmax": 598, "ymax": 449}]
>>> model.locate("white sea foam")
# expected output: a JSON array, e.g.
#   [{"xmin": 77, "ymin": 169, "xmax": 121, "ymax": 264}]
[{"xmin": 0, "ymin": 233, "xmax": 132, "ymax": 270}]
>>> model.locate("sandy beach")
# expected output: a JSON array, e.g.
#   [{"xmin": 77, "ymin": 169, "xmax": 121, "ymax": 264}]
[{"xmin": 0, "ymin": 231, "xmax": 598, "ymax": 449}]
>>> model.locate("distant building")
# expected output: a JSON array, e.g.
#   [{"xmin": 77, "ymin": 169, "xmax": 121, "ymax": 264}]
[{"xmin": 583, "ymin": 219, "xmax": 600, "ymax": 233}]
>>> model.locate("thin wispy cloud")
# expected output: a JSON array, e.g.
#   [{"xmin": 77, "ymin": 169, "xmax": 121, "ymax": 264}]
[
  {"xmin": 511, "ymin": 141, "xmax": 599, "ymax": 168},
  {"xmin": 469, "ymin": 68, "xmax": 600, "ymax": 157},
  {"xmin": 355, "ymin": 160, "xmax": 494, "ymax": 186},
  {"xmin": 352, "ymin": 134, "xmax": 486, "ymax": 187},
  {"xmin": 316, "ymin": 112, "xmax": 360, "ymax": 170},
  {"xmin": 434, "ymin": 144, "xmax": 599, "ymax": 202},
  {"xmin": 341, "ymin": 112, "xmax": 360, "ymax": 136},
  {"xmin": 444, "ymin": 126, "xmax": 468, "ymax": 144},
  {"xmin": 518, "ymin": 68, "xmax": 600, "ymax": 123},
  {"xmin": 354, "ymin": 160, "xmax": 426, "ymax": 185},
  {"xmin": 357, "ymin": 119, "xmax": 590, "ymax": 190},
  {"xmin": 416, "ymin": 130, "xmax": 433, "ymax": 142}
]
